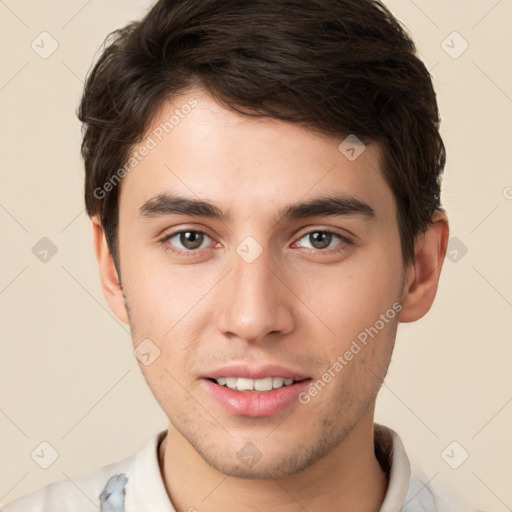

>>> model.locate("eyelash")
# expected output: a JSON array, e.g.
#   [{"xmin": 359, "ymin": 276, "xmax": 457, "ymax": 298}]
[{"xmin": 160, "ymin": 228, "xmax": 353, "ymax": 257}]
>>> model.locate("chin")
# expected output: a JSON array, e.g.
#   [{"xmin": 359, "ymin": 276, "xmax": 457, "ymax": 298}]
[
  {"xmin": 197, "ymin": 440, "xmax": 330, "ymax": 480},
  {"xmin": 210, "ymin": 459, "xmax": 304, "ymax": 480}
]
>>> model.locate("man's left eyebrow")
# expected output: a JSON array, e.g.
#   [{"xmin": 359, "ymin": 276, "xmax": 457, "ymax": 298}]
[{"xmin": 276, "ymin": 194, "xmax": 376, "ymax": 222}]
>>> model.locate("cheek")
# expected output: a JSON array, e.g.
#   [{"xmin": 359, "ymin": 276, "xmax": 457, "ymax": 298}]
[
  {"xmin": 291, "ymin": 247, "xmax": 403, "ymax": 347},
  {"xmin": 121, "ymin": 242, "xmax": 215, "ymax": 337},
  {"xmin": 121, "ymin": 254, "xmax": 216, "ymax": 389}
]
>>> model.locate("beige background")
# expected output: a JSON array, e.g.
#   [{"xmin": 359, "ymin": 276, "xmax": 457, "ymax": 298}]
[{"xmin": 1, "ymin": 0, "xmax": 511, "ymax": 509}]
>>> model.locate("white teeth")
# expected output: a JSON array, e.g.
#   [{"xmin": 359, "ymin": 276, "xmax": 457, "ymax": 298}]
[
  {"xmin": 272, "ymin": 377, "xmax": 284, "ymax": 388},
  {"xmin": 236, "ymin": 378, "xmax": 254, "ymax": 391},
  {"xmin": 254, "ymin": 377, "xmax": 273, "ymax": 391},
  {"xmin": 225, "ymin": 377, "xmax": 238, "ymax": 389},
  {"xmin": 214, "ymin": 377, "xmax": 297, "ymax": 392}
]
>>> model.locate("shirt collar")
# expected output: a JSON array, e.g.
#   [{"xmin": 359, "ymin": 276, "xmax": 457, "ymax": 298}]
[
  {"xmin": 124, "ymin": 424, "xmax": 412, "ymax": 512},
  {"xmin": 374, "ymin": 423, "xmax": 412, "ymax": 511},
  {"xmin": 125, "ymin": 429, "xmax": 175, "ymax": 512}
]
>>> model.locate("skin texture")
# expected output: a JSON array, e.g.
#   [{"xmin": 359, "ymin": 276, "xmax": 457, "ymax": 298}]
[{"xmin": 92, "ymin": 87, "xmax": 449, "ymax": 511}]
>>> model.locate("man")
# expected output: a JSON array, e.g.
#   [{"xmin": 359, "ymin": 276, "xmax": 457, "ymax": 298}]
[{"xmin": 2, "ymin": 0, "xmax": 476, "ymax": 510}]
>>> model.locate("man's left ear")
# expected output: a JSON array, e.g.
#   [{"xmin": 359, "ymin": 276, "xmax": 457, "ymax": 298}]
[{"xmin": 398, "ymin": 210, "xmax": 449, "ymax": 323}]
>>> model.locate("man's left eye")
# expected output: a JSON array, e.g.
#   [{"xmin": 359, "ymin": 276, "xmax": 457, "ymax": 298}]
[{"xmin": 295, "ymin": 230, "xmax": 346, "ymax": 250}]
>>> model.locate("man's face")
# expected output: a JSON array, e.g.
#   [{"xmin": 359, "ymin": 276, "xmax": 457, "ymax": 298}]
[{"xmin": 115, "ymin": 87, "xmax": 406, "ymax": 478}]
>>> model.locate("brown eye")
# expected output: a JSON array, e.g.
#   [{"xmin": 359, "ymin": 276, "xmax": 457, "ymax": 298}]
[
  {"xmin": 179, "ymin": 231, "xmax": 205, "ymax": 249},
  {"xmin": 164, "ymin": 230, "xmax": 211, "ymax": 253},
  {"xmin": 296, "ymin": 230, "xmax": 342, "ymax": 251},
  {"xmin": 308, "ymin": 231, "xmax": 333, "ymax": 249}
]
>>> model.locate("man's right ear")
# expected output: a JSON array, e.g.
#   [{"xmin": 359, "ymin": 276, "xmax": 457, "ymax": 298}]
[{"xmin": 91, "ymin": 217, "xmax": 129, "ymax": 324}]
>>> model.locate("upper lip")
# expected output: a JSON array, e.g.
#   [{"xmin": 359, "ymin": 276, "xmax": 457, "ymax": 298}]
[{"xmin": 203, "ymin": 364, "xmax": 311, "ymax": 381}]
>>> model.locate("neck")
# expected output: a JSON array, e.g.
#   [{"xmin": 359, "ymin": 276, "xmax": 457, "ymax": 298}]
[{"xmin": 158, "ymin": 408, "xmax": 388, "ymax": 512}]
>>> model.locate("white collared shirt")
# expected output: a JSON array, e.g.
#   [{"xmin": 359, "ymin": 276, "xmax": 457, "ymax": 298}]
[{"xmin": 1, "ymin": 425, "xmax": 476, "ymax": 511}]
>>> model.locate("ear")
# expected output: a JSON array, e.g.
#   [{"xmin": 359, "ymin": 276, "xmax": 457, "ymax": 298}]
[
  {"xmin": 398, "ymin": 210, "xmax": 449, "ymax": 323},
  {"xmin": 91, "ymin": 217, "xmax": 129, "ymax": 324}
]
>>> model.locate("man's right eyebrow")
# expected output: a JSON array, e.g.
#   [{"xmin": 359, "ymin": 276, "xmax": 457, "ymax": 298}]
[{"xmin": 138, "ymin": 193, "xmax": 231, "ymax": 222}]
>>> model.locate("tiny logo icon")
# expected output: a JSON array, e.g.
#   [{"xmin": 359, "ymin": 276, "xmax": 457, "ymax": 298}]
[
  {"xmin": 32, "ymin": 237, "xmax": 58, "ymax": 263},
  {"xmin": 446, "ymin": 237, "xmax": 468, "ymax": 263},
  {"xmin": 31, "ymin": 31, "xmax": 59, "ymax": 59},
  {"xmin": 237, "ymin": 442, "xmax": 262, "ymax": 468},
  {"xmin": 338, "ymin": 134, "xmax": 366, "ymax": 161},
  {"xmin": 441, "ymin": 441, "xmax": 469, "ymax": 469},
  {"xmin": 236, "ymin": 236, "xmax": 263, "ymax": 264},
  {"xmin": 441, "ymin": 31, "xmax": 469, "ymax": 59},
  {"xmin": 133, "ymin": 338, "xmax": 160, "ymax": 366},
  {"xmin": 503, "ymin": 186, "xmax": 512, "ymax": 200},
  {"xmin": 31, "ymin": 441, "xmax": 59, "ymax": 469}
]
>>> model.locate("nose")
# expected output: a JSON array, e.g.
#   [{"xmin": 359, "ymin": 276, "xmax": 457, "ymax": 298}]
[{"xmin": 215, "ymin": 244, "xmax": 295, "ymax": 344}]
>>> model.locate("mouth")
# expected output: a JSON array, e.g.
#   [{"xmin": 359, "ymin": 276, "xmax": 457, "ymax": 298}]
[
  {"xmin": 206, "ymin": 376, "xmax": 309, "ymax": 392},
  {"xmin": 200, "ymin": 367, "xmax": 313, "ymax": 417}
]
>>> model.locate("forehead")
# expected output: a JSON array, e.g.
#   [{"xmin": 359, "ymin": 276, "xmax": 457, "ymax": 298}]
[{"xmin": 118, "ymin": 87, "xmax": 396, "ymax": 224}]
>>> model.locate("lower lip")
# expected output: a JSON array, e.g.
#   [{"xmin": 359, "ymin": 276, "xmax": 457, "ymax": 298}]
[{"xmin": 200, "ymin": 378, "xmax": 312, "ymax": 417}]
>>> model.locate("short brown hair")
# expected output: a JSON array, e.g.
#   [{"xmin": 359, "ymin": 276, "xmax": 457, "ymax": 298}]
[{"xmin": 78, "ymin": 0, "xmax": 445, "ymax": 269}]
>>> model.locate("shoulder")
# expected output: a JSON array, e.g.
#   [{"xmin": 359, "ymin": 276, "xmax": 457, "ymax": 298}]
[
  {"xmin": 405, "ymin": 469, "xmax": 481, "ymax": 512},
  {"xmin": 1, "ymin": 450, "xmax": 136, "ymax": 512},
  {"xmin": 375, "ymin": 424, "xmax": 481, "ymax": 512}
]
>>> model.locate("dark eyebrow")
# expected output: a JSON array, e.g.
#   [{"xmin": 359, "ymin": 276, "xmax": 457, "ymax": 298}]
[
  {"xmin": 138, "ymin": 192, "xmax": 375, "ymax": 222},
  {"xmin": 277, "ymin": 194, "xmax": 375, "ymax": 222},
  {"xmin": 139, "ymin": 193, "xmax": 230, "ymax": 221}
]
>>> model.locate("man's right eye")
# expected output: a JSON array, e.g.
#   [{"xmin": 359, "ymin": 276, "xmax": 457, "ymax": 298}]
[{"xmin": 162, "ymin": 230, "xmax": 214, "ymax": 255}]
